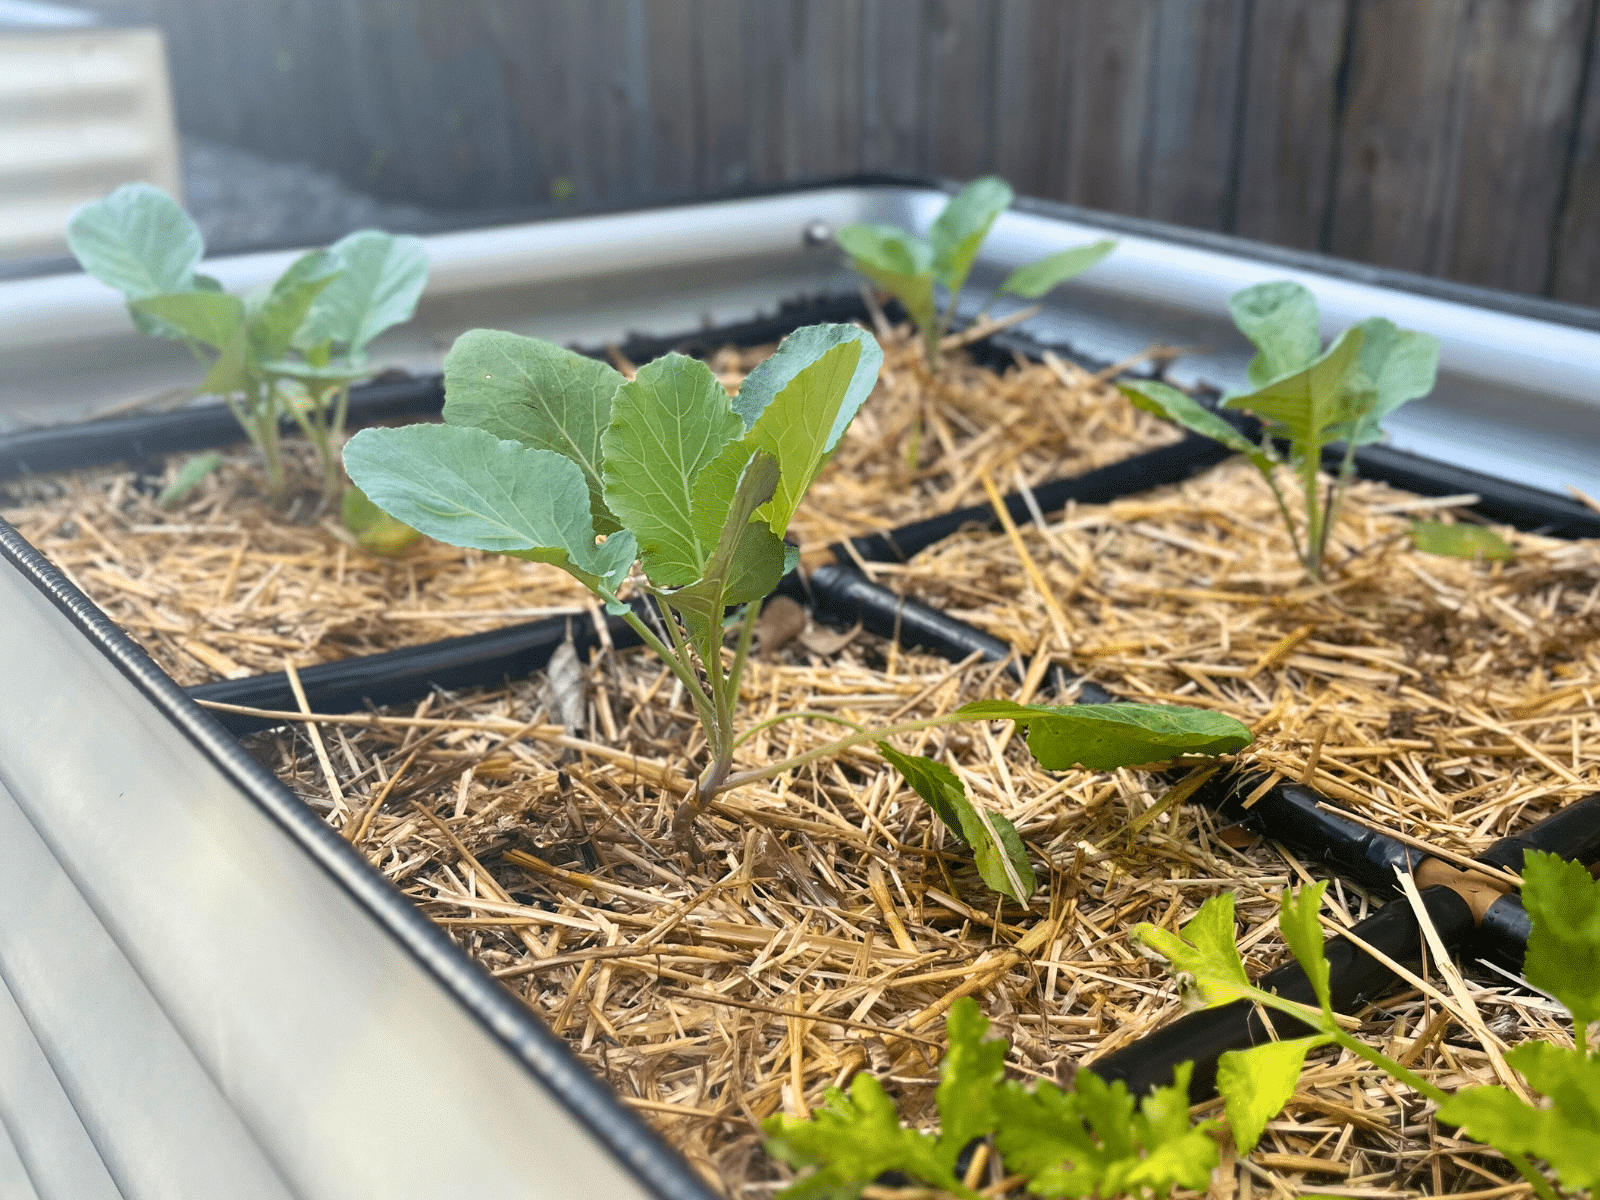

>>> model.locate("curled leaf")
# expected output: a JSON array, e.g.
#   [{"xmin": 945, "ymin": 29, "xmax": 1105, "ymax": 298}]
[{"xmin": 956, "ymin": 699, "xmax": 1253, "ymax": 770}]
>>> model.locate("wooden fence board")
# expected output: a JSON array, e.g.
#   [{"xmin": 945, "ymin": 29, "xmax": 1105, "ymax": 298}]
[
  {"xmin": 992, "ymin": 0, "xmax": 1073, "ymax": 200},
  {"xmin": 1552, "ymin": 5, "xmax": 1600, "ymax": 303},
  {"xmin": 921, "ymin": 0, "xmax": 997, "ymax": 180},
  {"xmin": 691, "ymin": 0, "xmax": 750, "ymax": 192},
  {"xmin": 1232, "ymin": 0, "xmax": 1350, "ymax": 250},
  {"xmin": 1063, "ymin": 1, "xmax": 1160, "ymax": 214},
  {"xmin": 860, "ymin": 0, "xmax": 924, "ymax": 174}
]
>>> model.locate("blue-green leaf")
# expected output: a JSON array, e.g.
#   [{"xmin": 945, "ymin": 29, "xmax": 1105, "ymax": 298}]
[
  {"xmin": 343, "ymin": 424, "xmax": 635, "ymax": 592},
  {"xmin": 156, "ymin": 452, "xmax": 224, "ymax": 509},
  {"xmin": 836, "ymin": 223, "xmax": 938, "ymax": 341},
  {"xmin": 66, "ymin": 183, "xmax": 204, "ymax": 301},
  {"xmin": 733, "ymin": 323, "xmax": 882, "ymax": 453},
  {"xmin": 1216, "ymin": 1035, "xmax": 1333, "ymax": 1153},
  {"xmin": 1348, "ymin": 318, "xmax": 1439, "ymax": 443},
  {"xmin": 955, "ymin": 699, "xmax": 1253, "ymax": 771},
  {"xmin": 929, "ymin": 176, "xmax": 1013, "ymax": 294},
  {"xmin": 1223, "ymin": 325, "xmax": 1366, "ymax": 452},
  {"xmin": 442, "ymin": 329, "xmax": 626, "ymax": 534},
  {"xmin": 1119, "ymin": 380, "xmax": 1276, "ymax": 474},
  {"xmin": 601, "ymin": 352, "xmax": 744, "ymax": 587},
  {"xmin": 129, "ymin": 291, "xmax": 245, "ymax": 353},
  {"xmin": 999, "ymin": 239, "xmax": 1116, "ymax": 299},
  {"xmin": 298, "ymin": 229, "xmax": 428, "ymax": 354},
  {"xmin": 878, "ymin": 744, "xmax": 1035, "ymax": 902},
  {"xmin": 1229, "ymin": 281, "xmax": 1323, "ymax": 389},
  {"xmin": 251, "ymin": 250, "xmax": 341, "ymax": 362}
]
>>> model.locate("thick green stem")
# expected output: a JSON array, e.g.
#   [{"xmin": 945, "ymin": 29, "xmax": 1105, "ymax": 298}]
[
  {"xmin": 1575, "ymin": 1020, "xmax": 1589, "ymax": 1057},
  {"xmin": 1316, "ymin": 437, "xmax": 1361, "ymax": 568},
  {"xmin": 1504, "ymin": 1153, "xmax": 1563, "ymax": 1200},
  {"xmin": 1300, "ymin": 449, "xmax": 1326, "ymax": 582},
  {"xmin": 615, "ymin": 606, "xmax": 718, "ymax": 739}
]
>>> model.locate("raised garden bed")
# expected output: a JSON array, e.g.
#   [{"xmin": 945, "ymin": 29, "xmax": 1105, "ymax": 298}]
[{"xmin": 5, "ymin": 181, "xmax": 1600, "ymax": 1199}]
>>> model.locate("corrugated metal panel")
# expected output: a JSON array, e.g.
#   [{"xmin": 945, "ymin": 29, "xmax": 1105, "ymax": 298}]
[{"xmin": 0, "ymin": 28, "xmax": 180, "ymax": 261}]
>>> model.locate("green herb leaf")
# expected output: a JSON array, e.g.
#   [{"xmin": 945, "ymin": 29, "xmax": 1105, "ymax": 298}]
[
  {"xmin": 156, "ymin": 452, "xmax": 224, "ymax": 509},
  {"xmin": 129, "ymin": 291, "xmax": 246, "ymax": 353},
  {"xmin": 992, "ymin": 1064, "xmax": 1218, "ymax": 1199},
  {"xmin": 601, "ymin": 352, "xmax": 744, "ymax": 587},
  {"xmin": 999, "ymin": 239, "xmax": 1116, "ymax": 299},
  {"xmin": 929, "ymin": 176, "xmax": 1012, "ymax": 294},
  {"xmin": 877, "ymin": 744, "xmax": 1036, "ymax": 902},
  {"xmin": 1439, "ymin": 1042, "xmax": 1600, "ymax": 1191},
  {"xmin": 835, "ymin": 223, "xmax": 938, "ymax": 341},
  {"xmin": 1348, "ymin": 318, "xmax": 1439, "ymax": 444},
  {"xmin": 442, "ymin": 329, "xmax": 627, "ymax": 534},
  {"xmin": 340, "ymin": 484, "xmax": 423, "ymax": 556},
  {"xmin": 955, "ymin": 699, "xmax": 1253, "ymax": 771},
  {"xmin": 1223, "ymin": 325, "xmax": 1366, "ymax": 452},
  {"xmin": 934, "ymin": 998, "xmax": 1007, "ymax": 1168},
  {"xmin": 1134, "ymin": 894, "xmax": 1254, "ymax": 1007},
  {"xmin": 1279, "ymin": 881, "xmax": 1333, "ymax": 1012},
  {"xmin": 1410, "ymin": 520, "xmax": 1515, "ymax": 562},
  {"xmin": 1216, "ymin": 1035, "xmax": 1333, "ymax": 1153},
  {"xmin": 251, "ymin": 249, "xmax": 341, "ymax": 362},
  {"xmin": 1119, "ymin": 380, "xmax": 1276, "ymax": 474},
  {"xmin": 763, "ymin": 1073, "xmax": 969, "ymax": 1200},
  {"xmin": 298, "ymin": 229, "xmax": 428, "ymax": 354},
  {"xmin": 343, "ymin": 424, "xmax": 636, "ymax": 592},
  {"xmin": 1229, "ymin": 281, "xmax": 1323, "ymax": 389},
  {"xmin": 733, "ymin": 323, "xmax": 882, "ymax": 454},
  {"xmin": 66, "ymin": 183, "xmax": 204, "ymax": 301},
  {"xmin": 1520, "ymin": 850, "xmax": 1600, "ymax": 1027}
]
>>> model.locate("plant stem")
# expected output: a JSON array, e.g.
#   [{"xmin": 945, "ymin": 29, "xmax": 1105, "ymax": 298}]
[
  {"xmin": 1300, "ymin": 450, "xmax": 1325, "ymax": 582},
  {"xmin": 1317, "ymin": 437, "xmax": 1361, "ymax": 567},
  {"xmin": 1331, "ymin": 1031, "xmax": 1449, "ymax": 1107},
  {"xmin": 732, "ymin": 710, "xmax": 868, "ymax": 750},
  {"xmin": 615, "ymin": 605, "xmax": 717, "ymax": 738},
  {"xmin": 1574, "ymin": 1019, "xmax": 1589, "ymax": 1056},
  {"xmin": 1261, "ymin": 468, "xmax": 1309, "ymax": 573},
  {"xmin": 718, "ymin": 711, "xmax": 968, "ymax": 793}
]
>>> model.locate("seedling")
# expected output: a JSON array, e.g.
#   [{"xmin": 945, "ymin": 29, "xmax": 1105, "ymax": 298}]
[
  {"xmin": 1119, "ymin": 282, "xmax": 1439, "ymax": 581},
  {"xmin": 837, "ymin": 176, "xmax": 1115, "ymax": 368},
  {"xmin": 764, "ymin": 997, "xmax": 1219, "ymax": 1199},
  {"xmin": 345, "ymin": 323, "xmax": 1250, "ymax": 884},
  {"xmin": 1139, "ymin": 856, "xmax": 1600, "ymax": 1199},
  {"xmin": 67, "ymin": 183, "xmax": 428, "ymax": 509}
]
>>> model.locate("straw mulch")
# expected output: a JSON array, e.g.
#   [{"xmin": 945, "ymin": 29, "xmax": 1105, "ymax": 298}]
[
  {"xmin": 223, "ymin": 450, "xmax": 1596, "ymax": 1198},
  {"xmin": 0, "ymin": 323, "xmax": 1175, "ymax": 687}
]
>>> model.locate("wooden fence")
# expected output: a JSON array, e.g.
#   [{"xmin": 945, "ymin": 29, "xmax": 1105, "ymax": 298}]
[{"xmin": 89, "ymin": 0, "xmax": 1600, "ymax": 306}]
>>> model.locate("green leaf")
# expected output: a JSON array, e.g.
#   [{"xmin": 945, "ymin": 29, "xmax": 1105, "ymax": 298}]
[
  {"xmin": 743, "ymin": 337, "xmax": 868, "ymax": 537},
  {"xmin": 955, "ymin": 699, "xmax": 1253, "ymax": 771},
  {"xmin": 934, "ymin": 998, "xmax": 1007, "ymax": 1169},
  {"xmin": 1134, "ymin": 894, "xmax": 1254, "ymax": 1007},
  {"xmin": 298, "ymin": 229, "xmax": 428, "ymax": 354},
  {"xmin": 340, "ymin": 484, "xmax": 423, "ymax": 556},
  {"xmin": 1279, "ymin": 882, "xmax": 1333, "ymax": 1013},
  {"xmin": 733, "ymin": 323, "xmax": 882, "ymax": 454},
  {"xmin": 1229, "ymin": 281, "xmax": 1323, "ymax": 389},
  {"xmin": 929, "ymin": 176, "xmax": 1013, "ymax": 294},
  {"xmin": 66, "ymin": 183, "xmax": 204, "ymax": 301},
  {"xmin": 342, "ymin": 424, "xmax": 636, "ymax": 592},
  {"xmin": 1348, "ymin": 318, "xmax": 1439, "ymax": 444},
  {"xmin": 999, "ymin": 239, "xmax": 1116, "ymax": 299},
  {"xmin": 1410, "ymin": 520, "xmax": 1515, "ymax": 562},
  {"xmin": 129, "ymin": 291, "xmax": 245, "ymax": 353},
  {"xmin": 993, "ymin": 1064, "xmax": 1218, "ymax": 1200},
  {"xmin": 198, "ymin": 326, "xmax": 252, "ymax": 395},
  {"xmin": 763, "ymin": 1073, "xmax": 971, "ymax": 1200},
  {"xmin": 442, "ymin": 329, "xmax": 626, "ymax": 534},
  {"xmin": 600, "ymin": 352, "xmax": 744, "ymax": 586},
  {"xmin": 836, "ymin": 223, "xmax": 938, "ymax": 341},
  {"xmin": 1521, "ymin": 850, "xmax": 1600, "ymax": 1027},
  {"xmin": 251, "ymin": 250, "xmax": 342, "ymax": 362},
  {"xmin": 1440, "ymin": 1043, "xmax": 1600, "ymax": 1191},
  {"xmin": 877, "ymin": 744, "xmax": 1035, "ymax": 902},
  {"xmin": 1223, "ymin": 325, "xmax": 1366, "ymax": 467},
  {"xmin": 1216, "ymin": 1035, "xmax": 1332, "ymax": 1153},
  {"xmin": 1118, "ymin": 380, "xmax": 1276, "ymax": 474},
  {"xmin": 156, "ymin": 452, "xmax": 224, "ymax": 509}
]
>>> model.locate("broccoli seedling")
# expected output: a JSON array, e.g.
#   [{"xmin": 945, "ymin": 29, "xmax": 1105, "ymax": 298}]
[
  {"xmin": 1120, "ymin": 281, "xmax": 1439, "ymax": 581},
  {"xmin": 837, "ymin": 176, "xmax": 1114, "ymax": 369},
  {"xmin": 67, "ymin": 183, "xmax": 428, "ymax": 513},
  {"xmin": 345, "ymin": 323, "xmax": 1250, "ymax": 885}
]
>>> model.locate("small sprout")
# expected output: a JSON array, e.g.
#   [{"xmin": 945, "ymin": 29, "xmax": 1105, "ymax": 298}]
[
  {"xmin": 1410, "ymin": 519, "xmax": 1514, "ymax": 561},
  {"xmin": 67, "ymin": 184, "xmax": 428, "ymax": 509},
  {"xmin": 155, "ymin": 451, "xmax": 224, "ymax": 509},
  {"xmin": 838, "ymin": 176, "xmax": 1114, "ymax": 368},
  {"xmin": 1121, "ymin": 281, "xmax": 1440, "ymax": 581}
]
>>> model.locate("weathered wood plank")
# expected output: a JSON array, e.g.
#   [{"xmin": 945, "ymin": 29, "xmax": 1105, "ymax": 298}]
[
  {"xmin": 1142, "ymin": 0, "xmax": 1252, "ymax": 229},
  {"xmin": 1063, "ymin": 1, "xmax": 1160, "ymax": 214},
  {"xmin": 1442, "ymin": 0, "xmax": 1593, "ymax": 293},
  {"xmin": 992, "ymin": 0, "xmax": 1073, "ymax": 200},
  {"xmin": 860, "ymin": 0, "xmax": 924, "ymax": 174},
  {"xmin": 1232, "ymin": 0, "xmax": 1351, "ymax": 248},
  {"xmin": 1327, "ymin": 1, "xmax": 1470, "ymax": 275},
  {"xmin": 921, "ymin": 0, "xmax": 997, "ymax": 180},
  {"xmin": 797, "ymin": 0, "xmax": 864, "ymax": 179},
  {"xmin": 645, "ymin": 0, "xmax": 699, "ymax": 197},
  {"xmin": 1551, "ymin": 3, "xmax": 1600, "ymax": 305},
  {"xmin": 693, "ymin": 0, "xmax": 750, "ymax": 191}
]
